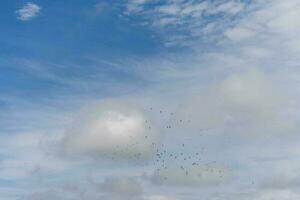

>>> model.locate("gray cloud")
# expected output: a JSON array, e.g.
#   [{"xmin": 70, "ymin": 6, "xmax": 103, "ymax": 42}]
[
  {"xmin": 101, "ymin": 176, "xmax": 143, "ymax": 197},
  {"xmin": 261, "ymin": 172, "xmax": 300, "ymax": 191}
]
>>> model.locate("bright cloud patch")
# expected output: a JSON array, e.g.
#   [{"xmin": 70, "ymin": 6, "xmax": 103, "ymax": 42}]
[
  {"xmin": 16, "ymin": 2, "xmax": 41, "ymax": 21},
  {"xmin": 173, "ymin": 69, "xmax": 295, "ymax": 136},
  {"xmin": 62, "ymin": 99, "xmax": 160, "ymax": 159}
]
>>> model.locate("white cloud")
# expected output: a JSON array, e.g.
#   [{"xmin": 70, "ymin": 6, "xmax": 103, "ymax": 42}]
[
  {"xmin": 206, "ymin": 1, "xmax": 245, "ymax": 15},
  {"xmin": 265, "ymin": 1, "xmax": 300, "ymax": 35},
  {"xmin": 0, "ymin": 131, "xmax": 70, "ymax": 181},
  {"xmin": 225, "ymin": 27, "xmax": 257, "ymax": 42},
  {"xmin": 123, "ymin": 0, "xmax": 246, "ymax": 47},
  {"xmin": 62, "ymin": 99, "xmax": 160, "ymax": 159},
  {"xmin": 16, "ymin": 2, "xmax": 41, "ymax": 21},
  {"xmin": 125, "ymin": 0, "xmax": 154, "ymax": 14},
  {"xmin": 172, "ymin": 69, "xmax": 296, "ymax": 136},
  {"xmin": 156, "ymin": 4, "xmax": 181, "ymax": 15}
]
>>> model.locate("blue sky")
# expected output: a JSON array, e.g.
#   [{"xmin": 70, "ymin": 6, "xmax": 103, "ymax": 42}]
[
  {"xmin": 0, "ymin": 1, "xmax": 163, "ymax": 100},
  {"xmin": 1, "ymin": 0, "xmax": 300, "ymax": 200}
]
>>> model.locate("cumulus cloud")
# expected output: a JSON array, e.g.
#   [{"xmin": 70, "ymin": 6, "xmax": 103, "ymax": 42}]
[
  {"xmin": 62, "ymin": 99, "xmax": 160, "ymax": 159},
  {"xmin": 172, "ymin": 69, "xmax": 296, "ymax": 136},
  {"xmin": 16, "ymin": 2, "xmax": 41, "ymax": 21}
]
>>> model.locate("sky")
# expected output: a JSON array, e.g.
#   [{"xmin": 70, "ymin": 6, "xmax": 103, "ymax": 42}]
[{"xmin": 1, "ymin": 0, "xmax": 300, "ymax": 199}]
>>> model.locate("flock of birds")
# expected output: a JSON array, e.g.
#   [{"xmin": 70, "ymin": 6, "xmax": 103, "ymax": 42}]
[{"xmin": 100, "ymin": 107, "xmax": 230, "ymax": 183}]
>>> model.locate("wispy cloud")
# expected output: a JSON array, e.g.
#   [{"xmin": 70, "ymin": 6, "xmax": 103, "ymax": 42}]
[
  {"xmin": 16, "ymin": 2, "xmax": 41, "ymax": 21},
  {"xmin": 123, "ymin": 0, "xmax": 246, "ymax": 47}
]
